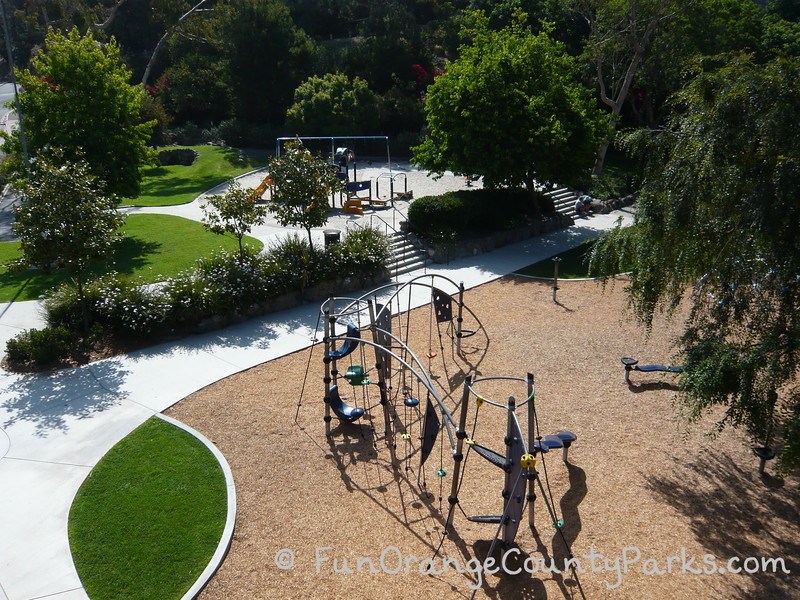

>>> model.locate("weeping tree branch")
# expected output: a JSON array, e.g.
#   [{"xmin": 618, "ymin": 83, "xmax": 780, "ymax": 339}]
[{"xmin": 141, "ymin": 0, "xmax": 213, "ymax": 87}]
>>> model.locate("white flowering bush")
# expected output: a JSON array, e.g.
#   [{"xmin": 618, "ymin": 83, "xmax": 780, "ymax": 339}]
[{"xmin": 35, "ymin": 227, "xmax": 390, "ymax": 351}]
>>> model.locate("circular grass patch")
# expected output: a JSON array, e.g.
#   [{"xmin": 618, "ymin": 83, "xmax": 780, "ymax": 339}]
[{"xmin": 69, "ymin": 416, "xmax": 227, "ymax": 599}]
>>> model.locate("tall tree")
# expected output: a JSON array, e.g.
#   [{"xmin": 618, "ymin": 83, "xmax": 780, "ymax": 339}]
[
  {"xmin": 591, "ymin": 53, "xmax": 800, "ymax": 472},
  {"xmin": 574, "ymin": 0, "xmax": 672, "ymax": 175},
  {"xmin": 140, "ymin": 0, "xmax": 213, "ymax": 87},
  {"xmin": 214, "ymin": 0, "xmax": 316, "ymax": 126},
  {"xmin": 13, "ymin": 149, "xmax": 124, "ymax": 332},
  {"xmin": 413, "ymin": 12, "xmax": 607, "ymax": 199},
  {"xmin": 268, "ymin": 139, "xmax": 341, "ymax": 247},
  {"xmin": 286, "ymin": 72, "xmax": 380, "ymax": 135},
  {"xmin": 634, "ymin": 0, "xmax": 762, "ymax": 126},
  {"xmin": 4, "ymin": 28, "xmax": 155, "ymax": 197}
]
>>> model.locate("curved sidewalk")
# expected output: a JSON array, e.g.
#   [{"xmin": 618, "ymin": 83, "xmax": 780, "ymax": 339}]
[{"xmin": 0, "ymin": 203, "xmax": 633, "ymax": 599}]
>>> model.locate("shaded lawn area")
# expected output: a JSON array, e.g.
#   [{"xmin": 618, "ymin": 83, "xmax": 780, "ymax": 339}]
[
  {"xmin": 515, "ymin": 240, "xmax": 598, "ymax": 279},
  {"xmin": 69, "ymin": 417, "xmax": 227, "ymax": 600},
  {"xmin": 124, "ymin": 145, "xmax": 269, "ymax": 207},
  {"xmin": 0, "ymin": 214, "xmax": 263, "ymax": 302}
]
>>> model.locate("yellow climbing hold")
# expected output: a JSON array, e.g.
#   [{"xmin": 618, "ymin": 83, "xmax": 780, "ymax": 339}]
[{"xmin": 521, "ymin": 453, "xmax": 536, "ymax": 469}]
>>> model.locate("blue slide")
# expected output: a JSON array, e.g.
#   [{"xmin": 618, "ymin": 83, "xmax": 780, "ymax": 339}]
[
  {"xmin": 327, "ymin": 385, "xmax": 365, "ymax": 423},
  {"xmin": 328, "ymin": 323, "xmax": 361, "ymax": 360}
]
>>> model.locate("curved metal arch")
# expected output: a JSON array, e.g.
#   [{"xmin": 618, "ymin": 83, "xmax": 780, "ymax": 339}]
[{"xmin": 328, "ymin": 332, "xmax": 458, "ymax": 450}]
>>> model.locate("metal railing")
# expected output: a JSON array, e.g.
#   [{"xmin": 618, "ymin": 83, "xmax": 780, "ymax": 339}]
[{"xmin": 375, "ymin": 172, "xmax": 408, "ymax": 203}]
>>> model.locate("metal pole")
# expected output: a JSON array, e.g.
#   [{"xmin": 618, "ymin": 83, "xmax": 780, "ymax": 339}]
[
  {"xmin": 502, "ymin": 396, "xmax": 516, "ymax": 543},
  {"xmin": 552, "ymin": 257, "xmax": 561, "ymax": 302},
  {"xmin": 456, "ymin": 282, "xmax": 465, "ymax": 354},
  {"xmin": 446, "ymin": 376, "xmax": 472, "ymax": 531},
  {"xmin": 526, "ymin": 373, "xmax": 536, "ymax": 528},
  {"xmin": 0, "ymin": 0, "xmax": 28, "ymax": 169},
  {"xmin": 369, "ymin": 299, "xmax": 397, "ymax": 466},
  {"xmin": 322, "ymin": 302, "xmax": 333, "ymax": 437}
]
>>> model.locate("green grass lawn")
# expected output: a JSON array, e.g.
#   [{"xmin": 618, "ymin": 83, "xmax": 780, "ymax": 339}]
[
  {"xmin": 0, "ymin": 214, "xmax": 263, "ymax": 302},
  {"xmin": 515, "ymin": 240, "xmax": 598, "ymax": 279},
  {"xmin": 69, "ymin": 417, "xmax": 227, "ymax": 600},
  {"xmin": 124, "ymin": 145, "xmax": 269, "ymax": 207}
]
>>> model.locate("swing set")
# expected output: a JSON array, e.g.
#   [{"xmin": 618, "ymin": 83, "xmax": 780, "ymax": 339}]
[{"xmin": 295, "ymin": 274, "xmax": 581, "ymax": 586}]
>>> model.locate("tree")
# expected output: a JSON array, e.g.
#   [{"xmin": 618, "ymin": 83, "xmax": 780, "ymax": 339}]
[
  {"xmin": 13, "ymin": 150, "xmax": 124, "ymax": 332},
  {"xmin": 4, "ymin": 28, "xmax": 155, "ymax": 197},
  {"xmin": 267, "ymin": 139, "xmax": 341, "ymax": 247},
  {"xmin": 286, "ymin": 73, "xmax": 380, "ymax": 135},
  {"xmin": 214, "ymin": 0, "xmax": 317, "ymax": 126},
  {"xmin": 590, "ymin": 53, "xmax": 800, "ymax": 472},
  {"xmin": 574, "ymin": 0, "xmax": 673, "ymax": 175},
  {"xmin": 412, "ymin": 13, "xmax": 607, "ymax": 201},
  {"xmin": 201, "ymin": 179, "xmax": 267, "ymax": 258},
  {"xmin": 633, "ymin": 0, "xmax": 763, "ymax": 127},
  {"xmin": 140, "ymin": 0, "xmax": 213, "ymax": 87}
]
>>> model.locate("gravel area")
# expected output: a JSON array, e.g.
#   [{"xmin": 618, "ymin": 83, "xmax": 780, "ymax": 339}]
[{"xmin": 167, "ymin": 276, "xmax": 798, "ymax": 599}]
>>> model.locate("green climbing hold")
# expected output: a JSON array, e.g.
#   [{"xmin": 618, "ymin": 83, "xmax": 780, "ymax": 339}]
[
  {"xmin": 553, "ymin": 519, "xmax": 564, "ymax": 528},
  {"xmin": 344, "ymin": 365, "xmax": 370, "ymax": 386},
  {"xmin": 435, "ymin": 469, "xmax": 447, "ymax": 477}
]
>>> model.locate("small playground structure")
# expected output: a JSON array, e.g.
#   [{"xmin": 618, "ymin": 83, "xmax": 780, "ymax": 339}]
[
  {"xmin": 249, "ymin": 174, "xmax": 273, "ymax": 203},
  {"xmin": 297, "ymin": 275, "xmax": 580, "ymax": 589},
  {"xmin": 275, "ymin": 136, "xmax": 412, "ymax": 214}
]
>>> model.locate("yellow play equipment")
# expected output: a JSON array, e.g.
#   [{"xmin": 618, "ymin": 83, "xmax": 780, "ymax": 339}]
[{"xmin": 249, "ymin": 174, "xmax": 273, "ymax": 202}]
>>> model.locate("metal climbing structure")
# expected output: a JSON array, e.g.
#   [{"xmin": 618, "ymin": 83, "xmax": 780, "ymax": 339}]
[{"xmin": 297, "ymin": 274, "xmax": 581, "ymax": 592}]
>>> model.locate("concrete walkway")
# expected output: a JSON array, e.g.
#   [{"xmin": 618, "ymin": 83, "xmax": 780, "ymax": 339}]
[{"xmin": 0, "ymin": 169, "xmax": 634, "ymax": 599}]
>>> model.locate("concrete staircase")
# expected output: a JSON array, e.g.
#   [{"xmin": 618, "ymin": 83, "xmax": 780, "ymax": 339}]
[
  {"xmin": 545, "ymin": 186, "xmax": 581, "ymax": 219},
  {"xmin": 388, "ymin": 232, "xmax": 427, "ymax": 276}
]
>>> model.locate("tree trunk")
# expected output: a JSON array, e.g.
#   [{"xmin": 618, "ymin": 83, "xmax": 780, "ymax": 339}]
[
  {"xmin": 588, "ymin": 0, "xmax": 670, "ymax": 177},
  {"xmin": 141, "ymin": 0, "xmax": 212, "ymax": 87}
]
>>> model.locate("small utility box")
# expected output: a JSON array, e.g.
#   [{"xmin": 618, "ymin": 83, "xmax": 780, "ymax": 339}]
[{"xmin": 324, "ymin": 229, "xmax": 341, "ymax": 247}]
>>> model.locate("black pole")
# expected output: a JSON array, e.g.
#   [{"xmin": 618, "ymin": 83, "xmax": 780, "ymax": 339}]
[{"xmin": 552, "ymin": 257, "xmax": 561, "ymax": 302}]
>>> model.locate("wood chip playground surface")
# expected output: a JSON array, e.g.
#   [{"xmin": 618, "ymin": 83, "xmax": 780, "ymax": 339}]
[{"xmin": 166, "ymin": 276, "xmax": 798, "ymax": 600}]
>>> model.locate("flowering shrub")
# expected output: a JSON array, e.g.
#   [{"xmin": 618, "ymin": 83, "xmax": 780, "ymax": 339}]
[{"xmin": 28, "ymin": 227, "xmax": 390, "ymax": 358}]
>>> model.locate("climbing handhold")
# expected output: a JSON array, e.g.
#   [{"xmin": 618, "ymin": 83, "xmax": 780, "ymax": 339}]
[{"xmin": 435, "ymin": 469, "xmax": 447, "ymax": 477}]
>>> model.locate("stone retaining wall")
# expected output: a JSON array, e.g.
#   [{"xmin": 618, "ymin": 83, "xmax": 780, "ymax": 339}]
[{"xmin": 420, "ymin": 214, "xmax": 574, "ymax": 264}]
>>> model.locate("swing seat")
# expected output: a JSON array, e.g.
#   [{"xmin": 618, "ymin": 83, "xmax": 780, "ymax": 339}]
[
  {"xmin": 403, "ymin": 397, "xmax": 420, "ymax": 407},
  {"xmin": 328, "ymin": 323, "xmax": 361, "ymax": 360},
  {"xmin": 327, "ymin": 385, "xmax": 365, "ymax": 423},
  {"xmin": 344, "ymin": 364, "xmax": 370, "ymax": 385},
  {"xmin": 637, "ymin": 364, "xmax": 684, "ymax": 373}
]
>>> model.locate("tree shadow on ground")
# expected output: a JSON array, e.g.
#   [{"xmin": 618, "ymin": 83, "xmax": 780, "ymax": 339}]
[
  {"xmin": 1, "ymin": 360, "xmax": 128, "ymax": 435},
  {"xmin": 644, "ymin": 448, "xmax": 799, "ymax": 599},
  {"xmin": 103, "ymin": 236, "xmax": 162, "ymax": 276},
  {"xmin": 0, "ymin": 237, "xmax": 162, "ymax": 302}
]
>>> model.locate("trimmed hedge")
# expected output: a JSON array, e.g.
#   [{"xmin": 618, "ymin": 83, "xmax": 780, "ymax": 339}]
[{"xmin": 407, "ymin": 188, "xmax": 553, "ymax": 241}]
